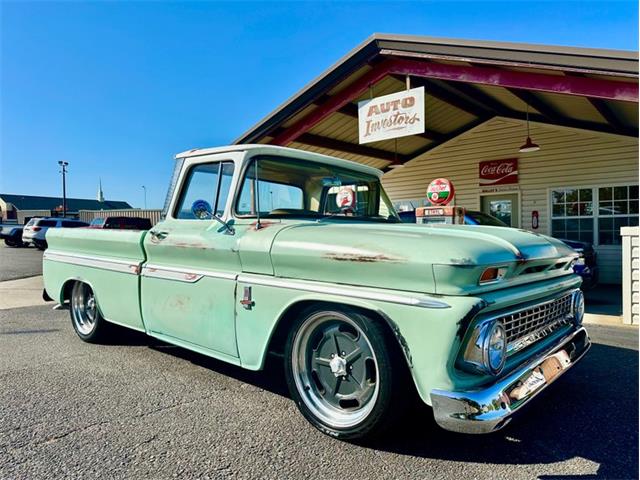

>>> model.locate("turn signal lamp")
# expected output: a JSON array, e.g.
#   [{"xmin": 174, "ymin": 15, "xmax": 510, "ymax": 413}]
[{"xmin": 479, "ymin": 267, "xmax": 507, "ymax": 284}]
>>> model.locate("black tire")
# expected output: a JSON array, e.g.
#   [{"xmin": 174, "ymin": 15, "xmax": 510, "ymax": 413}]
[
  {"xmin": 69, "ymin": 281, "xmax": 112, "ymax": 343},
  {"xmin": 35, "ymin": 240, "xmax": 47, "ymax": 250},
  {"xmin": 284, "ymin": 304, "xmax": 407, "ymax": 441},
  {"xmin": 4, "ymin": 238, "xmax": 18, "ymax": 247}
]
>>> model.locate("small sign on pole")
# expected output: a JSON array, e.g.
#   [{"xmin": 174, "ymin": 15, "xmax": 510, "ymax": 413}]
[{"xmin": 358, "ymin": 87, "xmax": 425, "ymax": 144}]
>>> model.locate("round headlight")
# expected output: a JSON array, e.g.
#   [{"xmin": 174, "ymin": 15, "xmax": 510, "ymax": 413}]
[
  {"xmin": 485, "ymin": 322, "xmax": 506, "ymax": 374},
  {"xmin": 572, "ymin": 290, "xmax": 585, "ymax": 325}
]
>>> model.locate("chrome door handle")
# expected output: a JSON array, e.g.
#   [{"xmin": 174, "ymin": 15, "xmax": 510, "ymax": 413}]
[{"xmin": 149, "ymin": 230, "xmax": 169, "ymax": 241}]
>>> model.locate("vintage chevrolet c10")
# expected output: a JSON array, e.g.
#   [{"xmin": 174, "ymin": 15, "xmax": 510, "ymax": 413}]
[{"xmin": 43, "ymin": 145, "xmax": 589, "ymax": 440}]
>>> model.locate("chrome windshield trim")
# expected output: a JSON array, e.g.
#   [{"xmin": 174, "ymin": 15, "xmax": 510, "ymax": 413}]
[
  {"xmin": 141, "ymin": 264, "xmax": 236, "ymax": 282},
  {"xmin": 43, "ymin": 250, "xmax": 141, "ymax": 275},
  {"xmin": 237, "ymin": 274, "xmax": 450, "ymax": 309}
]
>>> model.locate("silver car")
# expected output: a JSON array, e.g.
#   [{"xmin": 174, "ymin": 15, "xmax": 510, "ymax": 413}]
[{"xmin": 22, "ymin": 217, "xmax": 88, "ymax": 250}]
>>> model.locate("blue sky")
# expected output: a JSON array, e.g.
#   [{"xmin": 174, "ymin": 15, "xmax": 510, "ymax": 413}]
[{"xmin": 1, "ymin": 1, "xmax": 637, "ymax": 208}]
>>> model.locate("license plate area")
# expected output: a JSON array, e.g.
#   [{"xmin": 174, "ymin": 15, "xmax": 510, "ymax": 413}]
[{"xmin": 509, "ymin": 349, "xmax": 571, "ymax": 401}]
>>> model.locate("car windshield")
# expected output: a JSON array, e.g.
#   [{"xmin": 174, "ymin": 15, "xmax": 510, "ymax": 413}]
[
  {"xmin": 236, "ymin": 156, "xmax": 400, "ymax": 222},
  {"xmin": 465, "ymin": 211, "xmax": 509, "ymax": 227},
  {"xmin": 90, "ymin": 218, "xmax": 106, "ymax": 226}
]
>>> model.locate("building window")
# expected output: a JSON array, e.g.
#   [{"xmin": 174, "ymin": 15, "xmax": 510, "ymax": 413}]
[
  {"xmin": 551, "ymin": 188, "xmax": 594, "ymax": 243},
  {"xmin": 551, "ymin": 185, "xmax": 638, "ymax": 245},
  {"xmin": 598, "ymin": 185, "xmax": 639, "ymax": 245}
]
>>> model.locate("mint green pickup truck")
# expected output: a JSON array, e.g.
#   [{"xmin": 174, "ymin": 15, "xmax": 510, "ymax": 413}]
[{"xmin": 43, "ymin": 145, "xmax": 589, "ymax": 440}]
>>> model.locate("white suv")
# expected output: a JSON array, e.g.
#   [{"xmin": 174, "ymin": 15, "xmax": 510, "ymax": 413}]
[{"xmin": 22, "ymin": 217, "xmax": 89, "ymax": 250}]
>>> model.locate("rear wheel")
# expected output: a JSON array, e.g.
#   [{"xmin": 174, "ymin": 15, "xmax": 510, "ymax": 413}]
[
  {"xmin": 69, "ymin": 282, "xmax": 111, "ymax": 343},
  {"xmin": 284, "ymin": 306, "xmax": 406, "ymax": 440}
]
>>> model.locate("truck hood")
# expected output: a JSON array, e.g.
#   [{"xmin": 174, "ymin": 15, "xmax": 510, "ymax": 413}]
[{"xmin": 270, "ymin": 222, "xmax": 577, "ymax": 294}]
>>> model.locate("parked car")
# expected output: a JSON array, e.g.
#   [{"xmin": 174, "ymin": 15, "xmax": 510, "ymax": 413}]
[
  {"xmin": 23, "ymin": 217, "xmax": 89, "ymax": 250},
  {"xmin": 0, "ymin": 224, "xmax": 25, "ymax": 247},
  {"xmin": 399, "ymin": 209, "xmax": 599, "ymax": 289},
  {"xmin": 88, "ymin": 216, "xmax": 152, "ymax": 230},
  {"xmin": 42, "ymin": 145, "xmax": 589, "ymax": 440}
]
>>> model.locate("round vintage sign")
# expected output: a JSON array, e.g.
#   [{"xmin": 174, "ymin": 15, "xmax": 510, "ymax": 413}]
[
  {"xmin": 426, "ymin": 178, "xmax": 455, "ymax": 205},
  {"xmin": 336, "ymin": 187, "xmax": 356, "ymax": 209}
]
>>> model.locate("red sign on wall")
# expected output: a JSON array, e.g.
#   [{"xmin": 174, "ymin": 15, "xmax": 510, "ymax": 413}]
[{"xmin": 479, "ymin": 159, "xmax": 518, "ymax": 186}]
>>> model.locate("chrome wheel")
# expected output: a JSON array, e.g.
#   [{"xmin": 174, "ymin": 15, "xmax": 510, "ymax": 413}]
[
  {"xmin": 71, "ymin": 282, "xmax": 98, "ymax": 336},
  {"xmin": 291, "ymin": 311, "xmax": 379, "ymax": 429}
]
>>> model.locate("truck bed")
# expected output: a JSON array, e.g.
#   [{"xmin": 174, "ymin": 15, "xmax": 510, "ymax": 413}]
[{"xmin": 43, "ymin": 228, "xmax": 148, "ymax": 331}]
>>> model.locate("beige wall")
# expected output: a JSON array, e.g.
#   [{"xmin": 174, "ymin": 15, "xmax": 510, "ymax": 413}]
[{"xmin": 383, "ymin": 117, "xmax": 639, "ymax": 284}]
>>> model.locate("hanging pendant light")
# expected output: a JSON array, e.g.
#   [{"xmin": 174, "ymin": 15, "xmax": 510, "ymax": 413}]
[
  {"xmin": 519, "ymin": 104, "xmax": 540, "ymax": 153},
  {"xmin": 388, "ymin": 138, "xmax": 405, "ymax": 169}
]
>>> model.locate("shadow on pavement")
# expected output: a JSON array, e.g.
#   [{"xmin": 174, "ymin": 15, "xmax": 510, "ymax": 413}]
[{"xmin": 122, "ymin": 327, "xmax": 637, "ymax": 479}]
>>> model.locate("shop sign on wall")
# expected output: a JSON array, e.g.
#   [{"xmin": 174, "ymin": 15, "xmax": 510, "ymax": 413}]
[
  {"xmin": 479, "ymin": 159, "xmax": 518, "ymax": 187},
  {"xmin": 358, "ymin": 87, "xmax": 425, "ymax": 144}
]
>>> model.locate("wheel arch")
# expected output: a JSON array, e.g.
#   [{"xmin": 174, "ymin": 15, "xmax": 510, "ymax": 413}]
[
  {"xmin": 263, "ymin": 295, "xmax": 414, "ymax": 374},
  {"xmin": 59, "ymin": 277, "xmax": 104, "ymax": 316}
]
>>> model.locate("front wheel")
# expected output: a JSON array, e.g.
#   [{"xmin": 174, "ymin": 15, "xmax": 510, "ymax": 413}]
[
  {"xmin": 284, "ymin": 306, "xmax": 406, "ymax": 440},
  {"xmin": 69, "ymin": 282, "xmax": 111, "ymax": 343}
]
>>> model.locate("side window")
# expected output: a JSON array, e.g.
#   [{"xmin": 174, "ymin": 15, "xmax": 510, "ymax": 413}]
[
  {"xmin": 174, "ymin": 162, "xmax": 234, "ymax": 219},
  {"xmin": 38, "ymin": 220, "xmax": 57, "ymax": 227},
  {"xmin": 237, "ymin": 161, "xmax": 304, "ymax": 215}
]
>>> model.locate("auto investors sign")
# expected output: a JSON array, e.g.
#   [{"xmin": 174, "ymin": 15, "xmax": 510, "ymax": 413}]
[{"xmin": 358, "ymin": 87, "xmax": 425, "ymax": 144}]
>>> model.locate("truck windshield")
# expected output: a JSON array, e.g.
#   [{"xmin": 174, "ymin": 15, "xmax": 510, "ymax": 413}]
[{"xmin": 236, "ymin": 156, "xmax": 400, "ymax": 222}]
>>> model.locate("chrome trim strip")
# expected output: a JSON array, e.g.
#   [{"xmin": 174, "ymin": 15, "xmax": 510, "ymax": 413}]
[
  {"xmin": 141, "ymin": 264, "xmax": 236, "ymax": 282},
  {"xmin": 44, "ymin": 250, "xmax": 141, "ymax": 275},
  {"xmin": 238, "ymin": 274, "xmax": 450, "ymax": 309},
  {"xmin": 432, "ymin": 327, "xmax": 590, "ymax": 434}
]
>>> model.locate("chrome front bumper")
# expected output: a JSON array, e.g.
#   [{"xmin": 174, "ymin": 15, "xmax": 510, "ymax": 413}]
[{"xmin": 431, "ymin": 327, "xmax": 590, "ymax": 434}]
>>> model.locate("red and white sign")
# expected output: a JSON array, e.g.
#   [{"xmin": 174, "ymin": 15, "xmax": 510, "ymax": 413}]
[
  {"xmin": 336, "ymin": 187, "xmax": 356, "ymax": 209},
  {"xmin": 426, "ymin": 178, "xmax": 455, "ymax": 205},
  {"xmin": 358, "ymin": 87, "xmax": 425, "ymax": 144},
  {"xmin": 479, "ymin": 159, "xmax": 518, "ymax": 186}
]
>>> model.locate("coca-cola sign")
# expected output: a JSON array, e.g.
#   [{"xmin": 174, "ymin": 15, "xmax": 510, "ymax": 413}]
[{"xmin": 479, "ymin": 159, "xmax": 518, "ymax": 186}]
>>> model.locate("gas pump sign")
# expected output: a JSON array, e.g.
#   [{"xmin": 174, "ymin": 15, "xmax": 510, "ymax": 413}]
[{"xmin": 426, "ymin": 178, "xmax": 455, "ymax": 205}]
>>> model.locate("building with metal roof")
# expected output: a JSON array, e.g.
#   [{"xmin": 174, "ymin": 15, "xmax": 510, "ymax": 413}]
[
  {"xmin": 234, "ymin": 34, "xmax": 638, "ymax": 287},
  {"xmin": 0, "ymin": 193, "xmax": 132, "ymax": 224}
]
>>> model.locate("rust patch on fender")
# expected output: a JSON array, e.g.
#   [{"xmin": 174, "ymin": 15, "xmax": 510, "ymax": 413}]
[{"xmin": 324, "ymin": 253, "xmax": 405, "ymax": 263}]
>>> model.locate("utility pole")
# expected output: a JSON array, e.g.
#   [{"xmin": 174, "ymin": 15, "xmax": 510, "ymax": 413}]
[
  {"xmin": 142, "ymin": 185, "xmax": 147, "ymax": 209},
  {"xmin": 58, "ymin": 161, "xmax": 69, "ymax": 217}
]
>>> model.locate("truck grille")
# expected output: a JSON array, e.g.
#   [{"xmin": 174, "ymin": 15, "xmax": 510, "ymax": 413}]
[{"xmin": 501, "ymin": 293, "xmax": 573, "ymax": 354}]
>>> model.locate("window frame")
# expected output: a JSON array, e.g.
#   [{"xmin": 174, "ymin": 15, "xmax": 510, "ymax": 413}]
[
  {"xmin": 548, "ymin": 182, "xmax": 639, "ymax": 247},
  {"xmin": 172, "ymin": 160, "xmax": 235, "ymax": 220}
]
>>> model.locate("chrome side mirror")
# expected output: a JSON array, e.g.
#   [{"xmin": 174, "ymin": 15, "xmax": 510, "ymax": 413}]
[
  {"xmin": 192, "ymin": 200, "xmax": 213, "ymax": 220},
  {"xmin": 191, "ymin": 200, "xmax": 235, "ymax": 235}
]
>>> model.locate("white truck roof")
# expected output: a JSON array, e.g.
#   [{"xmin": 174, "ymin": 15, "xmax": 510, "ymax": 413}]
[{"xmin": 174, "ymin": 144, "xmax": 383, "ymax": 178}]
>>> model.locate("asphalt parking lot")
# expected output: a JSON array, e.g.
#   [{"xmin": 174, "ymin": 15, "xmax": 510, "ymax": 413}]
[
  {"xmin": 0, "ymin": 244, "xmax": 43, "ymax": 282},
  {"xmin": 0, "ymin": 304, "xmax": 637, "ymax": 479}
]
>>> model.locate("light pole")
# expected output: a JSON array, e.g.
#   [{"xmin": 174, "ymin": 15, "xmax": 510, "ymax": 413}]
[
  {"xmin": 142, "ymin": 185, "xmax": 147, "ymax": 209},
  {"xmin": 58, "ymin": 161, "xmax": 69, "ymax": 217}
]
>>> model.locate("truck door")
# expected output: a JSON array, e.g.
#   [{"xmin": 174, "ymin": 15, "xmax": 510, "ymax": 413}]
[{"xmin": 141, "ymin": 160, "xmax": 241, "ymax": 358}]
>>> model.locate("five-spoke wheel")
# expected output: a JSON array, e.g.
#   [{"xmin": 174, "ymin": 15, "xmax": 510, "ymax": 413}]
[
  {"xmin": 285, "ymin": 306, "xmax": 405, "ymax": 440},
  {"xmin": 70, "ymin": 281, "xmax": 110, "ymax": 342}
]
